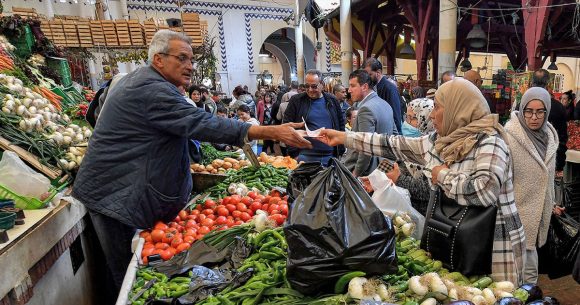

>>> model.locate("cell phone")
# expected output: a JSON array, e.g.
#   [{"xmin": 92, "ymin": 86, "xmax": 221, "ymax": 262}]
[{"xmin": 378, "ymin": 159, "xmax": 395, "ymax": 173}]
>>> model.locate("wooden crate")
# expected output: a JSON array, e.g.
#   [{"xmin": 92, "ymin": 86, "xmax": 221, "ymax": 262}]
[
  {"xmin": 128, "ymin": 20, "xmax": 144, "ymax": 46},
  {"xmin": 49, "ymin": 20, "xmax": 66, "ymax": 47},
  {"xmin": 63, "ymin": 20, "xmax": 79, "ymax": 47},
  {"xmin": 77, "ymin": 19, "xmax": 92, "ymax": 47},
  {"xmin": 40, "ymin": 19, "xmax": 53, "ymax": 40},
  {"xmin": 115, "ymin": 20, "xmax": 131, "ymax": 46},
  {"xmin": 90, "ymin": 20, "xmax": 105, "ymax": 46},
  {"xmin": 181, "ymin": 13, "xmax": 202, "ymax": 46},
  {"xmin": 11, "ymin": 7, "xmax": 38, "ymax": 19},
  {"xmin": 144, "ymin": 20, "xmax": 157, "ymax": 44},
  {"xmin": 101, "ymin": 20, "xmax": 118, "ymax": 46}
]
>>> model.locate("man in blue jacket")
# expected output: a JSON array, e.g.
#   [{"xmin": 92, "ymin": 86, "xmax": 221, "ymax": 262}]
[
  {"xmin": 72, "ymin": 30, "xmax": 310, "ymax": 295},
  {"xmin": 282, "ymin": 69, "xmax": 345, "ymax": 164},
  {"xmin": 364, "ymin": 58, "xmax": 402, "ymax": 133}
]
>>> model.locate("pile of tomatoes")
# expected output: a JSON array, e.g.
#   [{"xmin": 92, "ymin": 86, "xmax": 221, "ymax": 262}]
[{"xmin": 139, "ymin": 191, "xmax": 289, "ymax": 263}]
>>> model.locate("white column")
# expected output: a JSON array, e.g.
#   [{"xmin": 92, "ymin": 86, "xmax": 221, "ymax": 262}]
[
  {"xmin": 340, "ymin": 0, "xmax": 353, "ymax": 86},
  {"xmin": 438, "ymin": 0, "xmax": 457, "ymax": 82},
  {"xmin": 44, "ymin": 0, "xmax": 55, "ymax": 18},
  {"xmin": 295, "ymin": 14, "xmax": 305, "ymax": 84},
  {"xmin": 119, "ymin": 0, "xmax": 130, "ymax": 20},
  {"xmin": 88, "ymin": 59, "xmax": 99, "ymax": 90}
]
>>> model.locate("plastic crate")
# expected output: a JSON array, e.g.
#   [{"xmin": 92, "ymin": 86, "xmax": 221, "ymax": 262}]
[
  {"xmin": 0, "ymin": 211, "xmax": 16, "ymax": 230},
  {"xmin": 0, "ymin": 183, "xmax": 65, "ymax": 210},
  {"xmin": 46, "ymin": 57, "xmax": 73, "ymax": 87},
  {"xmin": 8, "ymin": 24, "xmax": 34, "ymax": 59}
]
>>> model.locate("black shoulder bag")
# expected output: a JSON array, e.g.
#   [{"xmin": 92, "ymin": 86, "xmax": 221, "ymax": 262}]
[{"xmin": 421, "ymin": 187, "xmax": 497, "ymax": 276}]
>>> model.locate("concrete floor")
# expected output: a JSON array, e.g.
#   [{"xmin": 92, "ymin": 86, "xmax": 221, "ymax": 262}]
[{"xmin": 538, "ymin": 274, "xmax": 580, "ymax": 305}]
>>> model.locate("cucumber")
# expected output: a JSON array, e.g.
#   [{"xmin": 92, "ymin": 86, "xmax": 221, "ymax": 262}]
[
  {"xmin": 473, "ymin": 276, "xmax": 493, "ymax": 289},
  {"xmin": 333, "ymin": 271, "xmax": 366, "ymax": 294}
]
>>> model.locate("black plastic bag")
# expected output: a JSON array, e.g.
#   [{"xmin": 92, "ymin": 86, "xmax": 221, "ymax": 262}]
[
  {"xmin": 286, "ymin": 161, "xmax": 324, "ymax": 202},
  {"xmin": 538, "ymin": 213, "xmax": 580, "ymax": 279},
  {"xmin": 284, "ymin": 158, "xmax": 397, "ymax": 295}
]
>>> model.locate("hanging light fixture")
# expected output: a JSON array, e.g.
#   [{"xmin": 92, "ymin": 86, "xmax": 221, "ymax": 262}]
[
  {"xmin": 400, "ymin": 28, "xmax": 415, "ymax": 56},
  {"xmin": 460, "ymin": 47, "xmax": 472, "ymax": 72},
  {"xmin": 259, "ymin": 45, "xmax": 269, "ymax": 57},
  {"xmin": 547, "ymin": 52, "xmax": 558, "ymax": 70},
  {"xmin": 466, "ymin": 10, "xmax": 487, "ymax": 48}
]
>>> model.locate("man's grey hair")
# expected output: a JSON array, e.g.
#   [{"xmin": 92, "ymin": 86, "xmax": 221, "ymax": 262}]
[
  {"xmin": 332, "ymin": 83, "xmax": 344, "ymax": 94},
  {"xmin": 148, "ymin": 30, "xmax": 192, "ymax": 63},
  {"xmin": 306, "ymin": 69, "xmax": 323, "ymax": 83}
]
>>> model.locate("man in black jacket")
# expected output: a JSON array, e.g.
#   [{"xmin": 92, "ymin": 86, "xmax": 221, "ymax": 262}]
[
  {"xmin": 532, "ymin": 69, "xmax": 568, "ymax": 173},
  {"xmin": 283, "ymin": 69, "xmax": 345, "ymax": 163},
  {"xmin": 364, "ymin": 58, "xmax": 402, "ymax": 133}
]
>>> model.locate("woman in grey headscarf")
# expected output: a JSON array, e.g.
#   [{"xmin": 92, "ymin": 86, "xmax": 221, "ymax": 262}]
[{"xmin": 505, "ymin": 87, "xmax": 565, "ymax": 284}]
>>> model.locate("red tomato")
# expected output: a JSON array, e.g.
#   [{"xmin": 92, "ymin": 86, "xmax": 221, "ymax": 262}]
[
  {"xmin": 268, "ymin": 204, "xmax": 280, "ymax": 214},
  {"xmin": 174, "ymin": 216, "xmax": 181, "ymax": 222},
  {"xmin": 151, "ymin": 229, "xmax": 165, "ymax": 243},
  {"xmin": 139, "ymin": 231, "xmax": 151, "ymax": 238},
  {"xmin": 247, "ymin": 191, "xmax": 258, "ymax": 199},
  {"xmin": 203, "ymin": 208, "xmax": 214, "ymax": 216},
  {"xmin": 185, "ymin": 220, "xmax": 197, "ymax": 229},
  {"xmin": 162, "ymin": 233, "xmax": 174, "ymax": 244},
  {"xmin": 171, "ymin": 237, "xmax": 183, "ymax": 248},
  {"xmin": 142, "ymin": 256, "xmax": 149, "ymax": 264},
  {"xmin": 217, "ymin": 207, "xmax": 229, "ymax": 217},
  {"xmin": 188, "ymin": 214, "xmax": 198, "ymax": 221},
  {"xmin": 191, "ymin": 209, "xmax": 200, "ymax": 216},
  {"xmin": 166, "ymin": 228, "xmax": 178, "ymax": 235},
  {"xmin": 270, "ymin": 190, "xmax": 282, "ymax": 197},
  {"xmin": 207, "ymin": 214, "xmax": 216, "ymax": 220},
  {"xmin": 241, "ymin": 196, "xmax": 253, "ymax": 206},
  {"xmin": 167, "ymin": 247, "xmax": 177, "ymax": 256},
  {"xmin": 198, "ymin": 214, "xmax": 207, "ymax": 221},
  {"xmin": 240, "ymin": 212, "xmax": 252, "ymax": 222},
  {"xmin": 255, "ymin": 195, "xmax": 265, "ymax": 202},
  {"xmin": 236, "ymin": 203, "xmax": 247, "ymax": 212},
  {"xmin": 216, "ymin": 216, "xmax": 228, "ymax": 225},
  {"xmin": 204, "ymin": 199, "xmax": 216, "ymax": 209},
  {"xmin": 280, "ymin": 204, "xmax": 289, "ymax": 215},
  {"xmin": 184, "ymin": 228, "xmax": 197, "ymax": 236},
  {"xmin": 144, "ymin": 235, "xmax": 152, "ymax": 243},
  {"xmin": 155, "ymin": 242, "xmax": 170, "ymax": 250},
  {"xmin": 234, "ymin": 220, "xmax": 244, "ymax": 226},
  {"xmin": 225, "ymin": 219, "xmax": 235, "ymax": 227},
  {"xmin": 201, "ymin": 218, "xmax": 214, "ymax": 227},
  {"xmin": 250, "ymin": 201, "xmax": 262, "ymax": 212},
  {"xmin": 183, "ymin": 235, "xmax": 195, "ymax": 244},
  {"xmin": 269, "ymin": 214, "xmax": 286, "ymax": 226},
  {"xmin": 143, "ymin": 242, "xmax": 155, "ymax": 249},
  {"xmin": 226, "ymin": 204, "xmax": 237, "ymax": 213},
  {"xmin": 229, "ymin": 195, "xmax": 241, "ymax": 204},
  {"xmin": 198, "ymin": 226, "xmax": 211, "ymax": 234},
  {"xmin": 176, "ymin": 243, "xmax": 191, "ymax": 253},
  {"xmin": 154, "ymin": 222, "xmax": 168, "ymax": 231},
  {"xmin": 222, "ymin": 196, "xmax": 231, "ymax": 205},
  {"xmin": 263, "ymin": 196, "xmax": 272, "ymax": 203},
  {"xmin": 246, "ymin": 209, "xmax": 254, "ymax": 217},
  {"xmin": 269, "ymin": 197, "xmax": 281, "ymax": 205},
  {"xmin": 152, "ymin": 248, "xmax": 163, "ymax": 255},
  {"xmin": 270, "ymin": 210, "xmax": 280, "ymax": 215},
  {"xmin": 159, "ymin": 250, "xmax": 173, "ymax": 260},
  {"xmin": 178, "ymin": 210, "xmax": 188, "ymax": 220},
  {"xmin": 231, "ymin": 210, "xmax": 242, "ymax": 219},
  {"xmin": 141, "ymin": 247, "xmax": 155, "ymax": 258},
  {"xmin": 261, "ymin": 204, "xmax": 270, "ymax": 212},
  {"xmin": 220, "ymin": 225, "xmax": 229, "ymax": 230},
  {"xmin": 196, "ymin": 204, "xmax": 204, "ymax": 211}
]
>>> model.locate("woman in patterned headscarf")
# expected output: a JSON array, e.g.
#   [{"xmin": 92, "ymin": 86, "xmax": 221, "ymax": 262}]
[
  {"xmin": 402, "ymin": 98, "xmax": 434, "ymax": 137},
  {"xmin": 320, "ymin": 78, "xmax": 526, "ymax": 284}
]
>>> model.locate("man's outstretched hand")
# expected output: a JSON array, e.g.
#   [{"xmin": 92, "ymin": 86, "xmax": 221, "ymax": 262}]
[{"xmin": 248, "ymin": 122, "xmax": 312, "ymax": 149}]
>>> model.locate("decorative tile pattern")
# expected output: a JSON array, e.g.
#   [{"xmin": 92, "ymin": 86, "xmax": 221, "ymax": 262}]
[
  {"xmin": 244, "ymin": 13, "xmax": 286, "ymax": 73},
  {"xmin": 325, "ymin": 36, "xmax": 331, "ymax": 72}
]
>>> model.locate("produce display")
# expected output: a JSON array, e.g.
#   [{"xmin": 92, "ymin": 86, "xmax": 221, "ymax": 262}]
[
  {"xmin": 191, "ymin": 157, "xmax": 251, "ymax": 174},
  {"xmin": 138, "ymin": 190, "xmax": 288, "ymax": 263},
  {"xmin": 199, "ymin": 142, "xmax": 241, "ymax": 166},
  {"xmin": 258, "ymin": 152, "xmax": 299, "ymax": 170},
  {"xmin": 567, "ymin": 121, "xmax": 580, "ymax": 150},
  {"xmin": 204, "ymin": 165, "xmax": 289, "ymax": 198}
]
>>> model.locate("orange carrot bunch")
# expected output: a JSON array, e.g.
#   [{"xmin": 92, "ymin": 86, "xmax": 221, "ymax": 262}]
[
  {"xmin": 34, "ymin": 86, "xmax": 63, "ymax": 111},
  {"xmin": 0, "ymin": 54, "xmax": 14, "ymax": 71}
]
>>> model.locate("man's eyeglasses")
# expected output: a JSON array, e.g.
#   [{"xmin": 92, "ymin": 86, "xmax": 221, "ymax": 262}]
[
  {"xmin": 159, "ymin": 53, "xmax": 195, "ymax": 65},
  {"xmin": 305, "ymin": 83, "xmax": 320, "ymax": 90},
  {"xmin": 523, "ymin": 109, "xmax": 547, "ymax": 119}
]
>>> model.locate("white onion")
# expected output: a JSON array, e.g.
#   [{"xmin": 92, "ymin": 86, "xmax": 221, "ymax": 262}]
[
  {"xmin": 4, "ymin": 100, "xmax": 15, "ymax": 109},
  {"xmin": 22, "ymin": 98, "xmax": 31, "ymax": 107},
  {"xmin": 2, "ymin": 106, "xmax": 10, "ymax": 113},
  {"xmin": 28, "ymin": 106, "xmax": 37, "ymax": 114},
  {"xmin": 63, "ymin": 136, "xmax": 72, "ymax": 146},
  {"xmin": 16, "ymin": 105, "xmax": 25, "ymax": 115},
  {"xmin": 74, "ymin": 133, "xmax": 84, "ymax": 142}
]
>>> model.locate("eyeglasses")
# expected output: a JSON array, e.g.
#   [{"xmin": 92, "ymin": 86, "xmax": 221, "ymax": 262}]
[
  {"xmin": 305, "ymin": 83, "xmax": 320, "ymax": 90},
  {"xmin": 523, "ymin": 109, "xmax": 547, "ymax": 119},
  {"xmin": 159, "ymin": 53, "xmax": 194, "ymax": 65}
]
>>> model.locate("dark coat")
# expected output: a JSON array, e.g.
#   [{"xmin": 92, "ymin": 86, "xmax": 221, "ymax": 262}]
[
  {"xmin": 282, "ymin": 92, "xmax": 345, "ymax": 158},
  {"xmin": 375, "ymin": 76, "xmax": 403, "ymax": 133},
  {"xmin": 72, "ymin": 66, "xmax": 250, "ymax": 228},
  {"xmin": 548, "ymin": 99, "xmax": 568, "ymax": 171}
]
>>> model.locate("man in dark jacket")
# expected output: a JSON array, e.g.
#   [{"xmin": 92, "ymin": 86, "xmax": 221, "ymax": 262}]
[
  {"xmin": 283, "ymin": 69, "xmax": 345, "ymax": 164},
  {"xmin": 364, "ymin": 58, "xmax": 402, "ymax": 133},
  {"xmin": 532, "ymin": 69, "xmax": 568, "ymax": 173},
  {"xmin": 72, "ymin": 30, "xmax": 310, "ymax": 296}
]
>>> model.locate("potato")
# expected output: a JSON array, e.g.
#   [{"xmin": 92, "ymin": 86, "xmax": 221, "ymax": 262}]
[
  {"xmin": 224, "ymin": 157, "xmax": 238, "ymax": 164},
  {"xmin": 211, "ymin": 169, "xmax": 218, "ymax": 174},
  {"xmin": 206, "ymin": 164, "xmax": 214, "ymax": 171},
  {"xmin": 232, "ymin": 163, "xmax": 240, "ymax": 170},
  {"xmin": 212, "ymin": 159, "xmax": 224, "ymax": 168},
  {"xmin": 223, "ymin": 161, "xmax": 232, "ymax": 169},
  {"xmin": 201, "ymin": 171, "xmax": 210, "ymax": 174},
  {"xmin": 191, "ymin": 163, "xmax": 201, "ymax": 171},
  {"xmin": 198, "ymin": 164, "xmax": 206, "ymax": 171}
]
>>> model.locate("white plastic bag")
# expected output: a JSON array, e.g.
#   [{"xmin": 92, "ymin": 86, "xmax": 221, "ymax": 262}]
[
  {"xmin": 368, "ymin": 169, "xmax": 425, "ymax": 239},
  {"xmin": 0, "ymin": 151, "xmax": 51, "ymax": 199}
]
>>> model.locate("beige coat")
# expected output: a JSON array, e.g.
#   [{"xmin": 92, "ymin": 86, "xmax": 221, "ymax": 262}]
[{"xmin": 505, "ymin": 112, "xmax": 558, "ymax": 250}]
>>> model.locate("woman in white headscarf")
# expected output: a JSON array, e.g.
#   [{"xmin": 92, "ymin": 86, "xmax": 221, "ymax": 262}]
[
  {"xmin": 504, "ymin": 87, "xmax": 565, "ymax": 284},
  {"xmin": 320, "ymin": 79, "xmax": 526, "ymax": 284}
]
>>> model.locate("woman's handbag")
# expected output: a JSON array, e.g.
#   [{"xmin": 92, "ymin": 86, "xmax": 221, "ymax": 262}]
[{"xmin": 421, "ymin": 187, "xmax": 497, "ymax": 275}]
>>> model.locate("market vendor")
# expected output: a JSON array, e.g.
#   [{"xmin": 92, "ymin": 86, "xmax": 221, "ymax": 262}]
[{"xmin": 72, "ymin": 30, "xmax": 311, "ymax": 296}]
